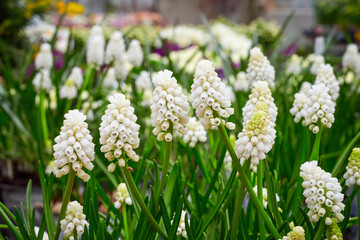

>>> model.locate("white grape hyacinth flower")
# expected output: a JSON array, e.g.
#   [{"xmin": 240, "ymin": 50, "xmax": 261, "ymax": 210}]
[
  {"xmin": 191, "ymin": 59, "xmax": 235, "ymax": 130},
  {"xmin": 150, "ymin": 70, "xmax": 189, "ymax": 142},
  {"xmin": 310, "ymin": 55, "xmax": 325, "ymax": 75},
  {"xmin": 136, "ymin": 71, "xmax": 152, "ymax": 92},
  {"xmin": 246, "ymin": 47, "xmax": 275, "ymax": 88},
  {"xmin": 142, "ymin": 89, "xmax": 153, "ymax": 107},
  {"xmin": 302, "ymin": 83, "xmax": 335, "ymax": 133},
  {"xmin": 342, "ymin": 44, "xmax": 360, "ymax": 71},
  {"xmin": 233, "ymin": 71, "xmax": 249, "ymax": 92},
  {"xmin": 105, "ymin": 31, "xmax": 126, "ymax": 64},
  {"xmin": 281, "ymin": 225, "xmax": 305, "ymax": 240},
  {"xmin": 60, "ymin": 78, "xmax": 77, "ymax": 99},
  {"xmin": 300, "ymin": 161, "xmax": 345, "ymax": 223},
  {"xmin": 53, "ymin": 110, "xmax": 95, "ymax": 182},
  {"xmin": 114, "ymin": 183, "xmax": 132, "ymax": 209},
  {"xmin": 183, "ymin": 117, "xmax": 207, "ymax": 148},
  {"xmin": 68, "ymin": 67, "xmax": 83, "ymax": 89},
  {"xmin": 127, "ymin": 39, "xmax": 143, "ymax": 67},
  {"xmin": 290, "ymin": 92, "xmax": 309, "ymax": 123},
  {"xmin": 235, "ymin": 101, "xmax": 276, "ymax": 172},
  {"xmin": 314, "ymin": 36, "xmax": 325, "ymax": 55},
  {"xmin": 344, "ymin": 148, "xmax": 360, "ymax": 187},
  {"xmin": 253, "ymin": 186, "xmax": 280, "ymax": 209},
  {"xmin": 34, "ymin": 226, "xmax": 49, "ymax": 240},
  {"xmin": 35, "ymin": 43, "xmax": 53, "ymax": 70},
  {"xmin": 103, "ymin": 68, "xmax": 118, "ymax": 89},
  {"xmin": 33, "ymin": 69, "xmax": 52, "ymax": 92},
  {"xmin": 86, "ymin": 25, "xmax": 105, "ymax": 69},
  {"xmin": 60, "ymin": 201, "xmax": 89, "ymax": 238},
  {"xmin": 114, "ymin": 55, "xmax": 130, "ymax": 80},
  {"xmin": 286, "ymin": 54, "xmax": 302, "ymax": 75},
  {"xmin": 314, "ymin": 64, "xmax": 340, "ymax": 101},
  {"xmin": 171, "ymin": 210, "xmax": 189, "ymax": 238},
  {"xmin": 99, "ymin": 93, "xmax": 140, "ymax": 171}
]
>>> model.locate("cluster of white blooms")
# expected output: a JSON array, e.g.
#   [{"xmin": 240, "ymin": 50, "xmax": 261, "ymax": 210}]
[
  {"xmin": 281, "ymin": 224, "xmax": 305, "ymax": 240},
  {"xmin": 53, "ymin": 110, "xmax": 95, "ymax": 182},
  {"xmin": 159, "ymin": 25, "xmax": 208, "ymax": 48},
  {"xmin": 253, "ymin": 186, "xmax": 280, "ymax": 209},
  {"xmin": 34, "ymin": 226, "xmax": 49, "ymax": 240},
  {"xmin": 114, "ymin": 183, "xmax": 132, "ymax": 209},
  {"xmin": 60, "ymin": 78, "xmax": 77, "ymax": 99},
  {"xmin": 45, "ymin": 161, "xmax": 57, "ymax": 175},
  {"xmin": 136, "ymin": 71, "xmax": 152, "ymax": 92},
  {"xmin": 35, "ymin": 43, "xmax": 53, "ymax": 70},
  {"xmin": 235, "ymin": 81, "xmax": 277, "ymax": 172},
  {"xmin": 325, "ymin": 218, "xmax": 343, "ymax": 240},
  {"xmin": 105, "ymin": 31, "xmax": 126, "ymax": 64},
  {"xmin": 151, "ymin": 70, "xmax": 189, "ymax": 142},
  {"xmin": 300, "ymin": 161, "xmax": 345, "ymax": 223},
  {"xmin": 103, "ymin": 68, "xmax": 118, "ymax": 89},
  {"xmin": 314, "ymin": 64, "xmax": 340, "ymax": 101},
  {"xmin": 60, "ymin": 201, "xmax": 89, "ymax": 238},
  {"xmin": 314, "ymin": 36, "xmax": 325, "ymax": 55},
  {"xmin": 69, "ymin": 67, "xmax": 83, "ymax": 88},
  {"xmin": 142, "ymin": 89, "xmax": 153, "ymax": 107},
  {"xmin": 33, "ymin": 69, "xmax": 52, "ymax": 92},
  {"xmin": 191, "ymin": 60, "xmax": 235, "ymax": 130},
  {"xmin": 211, "ymin": 22, "xmax": 252, "ymax": 61},
  {"xmin": 183, "ymin": 117, "xmax": 207, "ymax": 148},
  {"xmin": 86, "ymin": 25, "xmax": 105, "ymax": 69},
  {"xmin": 302, "ymin": 83, "xmax": 335, "ymax": 133},
  {"xmin": 127, "ymin": 39, "xmax": 143, "ymax": 67},
  {"xmin": 114, "ymin": 56, "xmax": 130, "ymax": 80},
  {"xmin": 286, "ymin": 54, "xmax": 302, "ymax": 75},
  {"xmin": 246, "ymin": 47, "xmax": 275, "ymax": 88},
  {"xmin": 168, "ymin": 46, "xmax": 203, "ymax": 74},
  {"xmin": 342, "ymin": 44, "xmax": 360, "ymax": 72},
  {"xmin": 290, "ymin": 92, "xmax": 309, "ymax": 123},
  {"xmin": 344, "ymin": 148, "xmax": 360, "ymax": 187},
  {"xmin": 310, "ymin": 55, "xmax": 325, "ymax": 75},
  {"xmin": 99, "ymin": 93, "xmax": 140, "ymax": 172},
  {"xmin": 232, "ymin": 72, "xmax": 249, "ymax": 92},
  {"xmin": 171, "ymin": 210, "xmax": 189, "ymax": 238}
]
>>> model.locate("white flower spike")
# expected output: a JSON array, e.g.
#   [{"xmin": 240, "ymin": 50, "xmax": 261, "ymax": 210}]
[
  {"xmin": 60, "ymin": 201, "xmax": 89, "ymax": 238},
  {"xmin": 35, "ymin": 43, "xmax": 53, "ymax": 71},
  {"xmin": 114, "ymin": 183, "xmax": 133, "ymax": 209},
  {"xmin": 246, "ymin": 47, "xmax": 275, "ymax": 88}
]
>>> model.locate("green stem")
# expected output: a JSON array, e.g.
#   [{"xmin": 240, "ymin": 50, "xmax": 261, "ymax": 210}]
[
  {"xmin": 313, "ymin": 218, "xmax": 326, "ymax": 240},
  {"xmin": 257, "ymin": 160, "xmax": 265, "ymax": 240},
  {"xmin": 358, "ymin": 187, "xmax": 360, "ymax": 240},
  {"xmin": 217, "ymin": 119, "xmax": 281, "ymax": 239},
  {"xmin": 122, "ymin": 204, "xmax": 129, "ymax": 240},
  {"xmin": 310, "ymin": 126, "xmax": 323, "ymax": 161},
  {"xmin": 76, "ymin": 67, "xmax": 95, "ymax": 109},
  {"xmin": 54, "ymin": 169, "xmax": 76, "ymax": 240},
  {"xmin": 73, "ymin": 229, "xmax": 78, "ymax": 240},
  {"xmin": 230, "ymin": 179, "xmax": 243, "ymax": 240},
  {"xmin": 121, "ymin": 167, "xmax": 168, "ymax": 239},
  {"xmin": 39, "ymin": 91, "xmax": 49, "ymax": 143},
  {"xmin": 157, "ymin": 124, "xmax": 173, "ymax": 199},
  {"xmin": 332, "ymin": 131, "xmax": 360, "ymax": 177}
]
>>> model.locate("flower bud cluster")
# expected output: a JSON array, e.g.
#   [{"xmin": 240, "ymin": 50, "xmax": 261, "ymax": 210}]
[
  {"xmin": 232, "ymin": 71, "xmax": 249, "ymax": 92},
  {"xmin": 325, "ymin": 218, "xmax": 343, "ymax": 240},
  {"xmin": 183, "ymin": 117, "xmax": 207, "ymax": 148},
  {"xmin": 33, "ymin": 69, "xmax": 52, "ymax": 92},
  {"xmin": 344, "ymin": 148, "xmax": 360, "ymax": 187},
  {"xmin": 99, "ymin": 93, "xmax": 140, "ymax": 172},
  {"xmin": 114, "ymin": 183, "xmax": 132, "ymax": 209},
  {"xmin": 310, "ymin": 55, "xmax": 324, "ymax": 75},
  {"xmin": 127, "ymin": 39, "xmax": 143, "ymax": 67},
  {"xmin": 35, "ymin": 43, "xmax": 53, "ymax": 71},
  {"xmin": 342, "ymin": 44, "xmax": 360, "ymax": 72},
  {"xmin": 60, "ymin": 67, "xmax": 84, "ymax": 99},
  {"xmin": 60, "ymin": 201, "xmax": 89, "ymax": 238},
  {"xmin": 302, "ymin": 83, "xmax": 335, "ymax": 133},
  {"xmin": 315, "ymin": 64, "xmax": 340, "ymax": 101},
  {"xmin": 286, "ymin": 54, "xmax": 302, "ymax": 75},
  {"xmin": 103, "ymin": 68, "xmax": 118, "ymax": 89},
  {"xmin": 53, "ymin": 110, "xmax": 95, "ymax": 182},
  {"xmin": 86, "ymin": 25, "xmax": 105, "ymax": 69},
  {"xmin": 151, "ymin": 70, "xmax": 189, "ymax": 142},
  {"xmin": 105, "ymin": 31, "xmax": 126, "ymax": 64},
  {"xmin": 253, "ymin": 186, "xmax": 280, "ymax": 209},
  {"xmin": 281, "ymin": 225, "xmax": 305, "ymax": 240},
  {"xmin": 136, "ymin": 71, "xmax": 152, "ymax": 92},
  {"xmin": 300, "ymin": 161, "xmax": 345, "ymax": 223},
  {"xmin": 246, "ymin": 47, "xmax": 275, "ymax": 88},
  {"xmin": 171, "ymin": 210, "xmax": 189, "ymax": 238},
  {"xmin": 191, "ymin": 59, "xmax": 235, "ymax": 130}
]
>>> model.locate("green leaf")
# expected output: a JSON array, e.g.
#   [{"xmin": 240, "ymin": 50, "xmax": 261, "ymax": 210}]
[
  {"xmin": 169, "ymin": 196, "xmax": 184, "ymax": 240},
  {"xmin": 298, "ymin": 207, "xmax": 314, "ymax": 239}
]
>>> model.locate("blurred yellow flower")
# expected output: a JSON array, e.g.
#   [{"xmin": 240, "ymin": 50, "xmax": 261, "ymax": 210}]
[
  {"xmin": 25, "ymin": 0, "xmax": 52, "ymax": 19},
  {"xmin": 55, "ymin": 1, "xmax": 85, "ymax": 18}
]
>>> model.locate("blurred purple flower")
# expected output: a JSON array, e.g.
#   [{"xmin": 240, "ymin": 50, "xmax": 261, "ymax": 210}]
[
  {"xmin": 216, "ymin": 68, "xmax": 225, "ymax": 79},
  {"xmin": 153, "ymin": 41, "xmax": 184, "ymax": 57},
  {"xmin": 233, "ymin": 62, "xmax": 241, "ymax": 69},
  {"xmin": 26, "ymin": 63, "xmax": 35, "ymax": 78},
  {"xmin": 53, "ymin": 50, "xmax": 64, "ymax": 70},
  {"xmin": 281, "ymin": 43, "xmax": 297, "ymax": 57}
]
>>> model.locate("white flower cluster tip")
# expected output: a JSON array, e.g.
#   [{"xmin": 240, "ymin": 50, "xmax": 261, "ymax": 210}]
[
  {"xmin": 310, "ymin": 55, "xmax": 325, "ymax": 75},
  {"xmin": 286, "ymin": 54, "xmax": 302, "ymax": 75},
  {"xmin": 342, "ymin": 44, "xmax": 360, "ymax": 72},
  {"xmin": 191, "ymin": 59, "xmax": 235, "ymax": 130},
  {"xmin": 315, "ymin": 64, "xmax": 340, "ymax": 101},
  {"xmin": 253, "ymin": 186, "xmax": 280, "ymax": 209},
  {"xmin": 114, "ymin": 183, "xmax": 132, "ymax": 209},
  {"xmin": 100, "ymin": 93, "xmax": 140, "ymax": 172},
  {"xmin": 60, "ymin": 67, "xmax": 83, "ymax": 99},
  {"xmin": 136, "ymin": 71, "xmax": 152, "ymax": 92},
  {"xmin": 53, "ymin": 110, "xmax": 95, "ymax": 182},
  {"xmin": 33, "ymin": 69, "xmax": 52, "ymax": 92},
  {"xmin": 281, "ymin": 224, "xmax": 305, "ymax": 240},
  {"xmin": 151, "ymin": 70, "xmax": 189, "ymax": 142},
  {"xmin": 232, "ymin": 71, "xmax": 249, "ymax": 92},
  {"xmin": 235, "ymin": 81, "xmax": 277, "ymax": 172},
  {"xmin": 103, "ymin": 68, "xmax": 118, "ymax": 89},
  {"xmin": 86, "ymin": 25, "xmax": 105, "ymax": 69},
  {"xmin": 246, "ymin": 47, "xmax": 275, "ymax": 88},
  {"xmin": 183, "ymin": 117, "xmax": 207, "ymax": 148},
  {"xmin": 60, "ymin": 201, "xmax": 89, "ymax": 238},
  {"xmin": 344, "ymin": 148, "xmax": 360, "ymax": 187},
  {"xmin": 171, "ymin": 210, "xmax": 189, "ymax": 238},
  {"xmin": 105, "ymin": 31, "xmax": 126, "ymax": 64},
  {"xmin": 127, "ymin": 39, "xmax": 143, "ymax": 67},
  {"xmin": 302, "ymin": 83, "xmax": 335, "ymax": 133},
  {"xmin": 300, "ymin": 161, "xmax": 345, "ymax": 223},
  {"xmin": 35, "ymin": 43, "xmax": 53, "ymax": 71}
]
